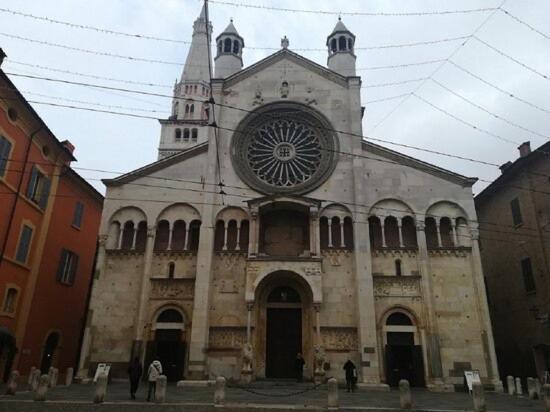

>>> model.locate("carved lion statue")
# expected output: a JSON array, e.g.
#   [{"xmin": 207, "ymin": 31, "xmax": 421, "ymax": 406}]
[
  {"xmin": 242, "ymin": 343, "xmax": 253, "ymax": 371},
  {"xmin": 313, "ymin": 345, "xmax": 326, "ymax": 374}
]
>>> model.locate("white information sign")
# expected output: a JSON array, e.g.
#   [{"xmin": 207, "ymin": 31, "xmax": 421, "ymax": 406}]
[
  {"xmin": 93, "ymin": 363, "xmax": 111, "ymax": 383},
  {"xmin": 464, "ymin": 370, "xmax": 481, "ymax": 392}
]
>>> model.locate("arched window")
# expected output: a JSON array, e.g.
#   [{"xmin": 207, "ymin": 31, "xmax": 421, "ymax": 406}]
[
  {"xmin": 348, "ymin": 38, "xmax": 353, "ymax": 51},
  {"xmin": 384, "ymin": 216, "xmax": 400, "ymax": 248},
  {"xmin": 214, "ymin": 220, "xmax": 225, "ymax": 251},
  {"xmin": 395, "ymin": 259, "xmax": 402, "ymax": 276},
  {"xmin": 2, "ymin": 288, "xmax": 18, "ymax": 313},
  {"xmin": 184, "ymin": 85, "xmax": 189, "ymax": 94},
  {"xmin": 168, "ymin": 262, "xmax": 175, "ymax": 279},
  {"xmin": 224, "ymin": 38, "xmax": 232, "ymax": 53},
  {"xmin": 239, "ymin": 220, "xmax": 250, "ymax": 251},
  {"xmin": 320, "ymin": 216, "xmax": 329, "ymax": 249},
  {"xmin": 190, "ymin": 104, "xmax": 194, "ymax": 114},
  {"xmin": 343, "ymin": 217, "xmax": 354, "ymax": 250},
  {"xmin": 386, "ymin": 312, "xmax": 413, "ymax": 326},
  {"xmin": 233, "ymin": 40, "xmax": 240, "ymax": 54},
  {"xmin": 185, "ymin": 104, "xmax": 190, "ymax": 114},
  {"xmin": 154, "ymin": 220, "xmax": 170, "ymax": 251},
  {"xmin": 194, "ymin": 85, "xmax": 197, "ymax": 94},
  {"xmin": 368, "ymin": 216, "xmax": 382, "ymax": 249},
  {"xmin": 191, "ymin": 128, "xmax": 198, "ymax": 142},
  {"xmin": 121, "ymin": 221, "xmax": 135, "ymax": 250},
  {"xmin": 331, "ymin": 216, "xmax": 341, "ymax": 248},
  {"xmin": 157, "ymin": 309, "xmax": 183, "ymax": 323},
  {"xmin": 440, "ymin": 217, "xmax": 454, "ymax": 247},
  {"xmin": 183, "ymin": 129, "xmax": 190, "ymax": 141},
  {"xmin": 175, "ymin": 129, "xmax": 181, "ymax": 141},
  {"xmin": 227, "ymin": 220, "xmax": 238, "ymax": 250},
  {"xmin": 425, "ymin": 217, "xmax": 438, "ymax": 249},
  {"xmin": 188, "ymin": 220, "xmax": 201, "ymax": 251},
  {"xmin": 339, "ymin": 36, "xmax": 347, "ymax": 51},
  {"xmin": 135, "ymin": 221, "xmax": 147, "ymax": 251},
  {"xmin": 173, "ymin": 101, "xmax": 179, "ymax": 116},
  {"xmin": 402, "ymin": 216, "xmax": 417, "ymax": 247},
  {"xmin": 172, "ymin": 220, "xmax": 186, "ymax": 250},
  {"xmin": 331, "ymin": 38, "xmax": 337, "ymax": 53}
]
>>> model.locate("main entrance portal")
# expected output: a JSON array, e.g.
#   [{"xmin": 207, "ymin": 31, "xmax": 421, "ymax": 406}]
[{"xmin": 265, "ymin": 287, "xmax": 302, "ymax": 378}]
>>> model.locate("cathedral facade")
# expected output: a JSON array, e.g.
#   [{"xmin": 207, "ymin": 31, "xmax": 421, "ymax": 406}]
[{"xmin": 77, "ymin": 6, "xmax": 502, "ymax": 390}]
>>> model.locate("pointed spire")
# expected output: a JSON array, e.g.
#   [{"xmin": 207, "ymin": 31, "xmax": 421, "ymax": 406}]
[
  {"xmin": 217, "ymin": 19, "xmax": 245, "ymax": 46},
  {"xmin": 181, "ymin": 5, "xmax": 213, "ymax": 83},
  {"xmin": 330, "ymin": 17, "xmax": 351, "ymax": 36}
]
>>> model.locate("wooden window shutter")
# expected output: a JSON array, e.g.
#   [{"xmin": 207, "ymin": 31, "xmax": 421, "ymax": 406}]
[
  {"xmin": 39, "ymin": 176, "xmax": 51, "ymax": 210},
  {"xmin": 26, "ymin": 166, "xmax": 38, "ymax": 199},
  {"xmin": 56, "ymin": 249, "xmax": 67, "ymax": 282},
  {"xmin": 0, "ymin": 136, "xmax": 12, "ymax": 176},
  {"xmin": 69, "ymin": 253, "xmax": 79, "ymax": 285}
]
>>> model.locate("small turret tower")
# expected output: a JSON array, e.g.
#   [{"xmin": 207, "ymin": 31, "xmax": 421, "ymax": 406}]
[
  {"xmin": 326, "ymin": 18, "xmax": 356, "ymax": 77},
  {"xmin": 214, "ymin": 20, "xmax": 244, "ymax": 78}
]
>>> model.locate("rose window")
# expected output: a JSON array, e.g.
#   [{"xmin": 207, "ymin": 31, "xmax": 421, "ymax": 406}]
[{"xmin": 232, "ymin": 103, "xmax": 338, "ymax": 195}]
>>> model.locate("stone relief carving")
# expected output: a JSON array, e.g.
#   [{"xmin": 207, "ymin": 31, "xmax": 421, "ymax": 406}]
[
  {"xmin": 150, "ymin": 279, "xmax": 194, "ymax": 299},
  {"xmin": 280, "ymin": 81, "xmax": 290, "ymax": 98},
  {"xmin": 373, "ymin": 276, "xmax": 421, "ymax": 298},
  {"xmin": 313, "ymin": 345, "xmax": 326, "ymax": 374},
  {"xmin": 252, "ymin": 87, "xmax": 264, "ymax": 106},
  {"xmin": 242, "ymin": 343, "xmax": 253, "ymax": 372},
  {"xmin": 304, "ymin": 266, "xmax": 322, "ymax": 276},
  {"xmin": 209, "ymin": 327, "xmax": 247, "ymax": 349},
  {"xmin": 321, "ymin": 327, "xmax": 358, "ymax": 351}
]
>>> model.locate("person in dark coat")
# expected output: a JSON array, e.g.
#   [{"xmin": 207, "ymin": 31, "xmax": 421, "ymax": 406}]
[
  {"xmin": 343, "ymin": 359, "xmax": 357, "ymax": 392},
  {"xmin": 127, "ymin": 357, "xmax": 143, "ymax": 400},
  {"xmin": 295, "ymin": 353, "xmax": 305, "ymax": 382}
]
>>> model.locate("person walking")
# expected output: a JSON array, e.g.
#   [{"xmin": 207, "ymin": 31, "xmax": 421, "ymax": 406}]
[
  {"xmin": 343, "ymin": 359, "xmax": 357, "ymax": 392},
  {"xmin": 295, "ymin": 353, "xmax": 305, "ymax": 383},
  {"xmin": 127, "ymin": 357, "xmax": 143, "ymax": 400},
  {"xmin": 146, "ymin": 359, "xmax": 163, "ymax": 402}
]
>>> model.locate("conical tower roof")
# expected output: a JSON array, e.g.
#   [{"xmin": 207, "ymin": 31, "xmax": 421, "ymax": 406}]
[
  {"xmin": 328, "ymin": 17, "xmax": 355, "ymax": 38},
  {"xmin": 216, "ymin": 19, "xmax": 245, "ymax": 45},
  {"xmin": 181, "ymin": 5, "xmax": 213, "ymax": 83}
]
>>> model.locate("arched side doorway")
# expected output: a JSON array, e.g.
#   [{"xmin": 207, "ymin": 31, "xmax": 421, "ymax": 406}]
[
  {"xmin": 254, "ymin": 271, "xmax": 314, "ymax": 379},
  {"xmin": 40, "ymin": 332, "xmax": 60, "ymax": 373},
  {"xmin": 146, "ymin": 308, "xmax": 186, "ymax": 382},
  {"xmin": 383, "ymin": 311, "xmax": 425, "ymax": 387}
]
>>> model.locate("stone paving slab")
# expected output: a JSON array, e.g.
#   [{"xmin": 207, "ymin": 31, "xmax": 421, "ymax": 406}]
[{"xmin": 0, "ymin": 381, "xmax": 545, "ymax": 411}]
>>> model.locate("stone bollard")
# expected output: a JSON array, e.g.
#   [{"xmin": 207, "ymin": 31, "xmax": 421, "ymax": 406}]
[
  {"xmin": 34, "ymin": 375, "xmax": 49, "ymax": 401},
  {"xmin": 5, "ymin": 370, "xmax": 19, "ymax": 395},
  {"xmin": 515, "ymin": 377, "xmax": 523, "ymax": 396},
  {"xmin": 327, "ymin": 377, "xmax": 339, "ymax": 410},
  {"xmin": 507, "ymin": 375, "xmax": 515, "ymax": 395},
  {"xmin": 28, "ymin": 366, "xmax": 36, "ymax": 385},
  {"xmin": 65, "ymin": 367, "xmax": 74, "ymax": 386},
  {"xmin": 51, "ymin": 368, "xmax": 59, "ymax": 388},
  {"xmin": 47, "ymin": 367, "xmax": 55, "ymax": 387},
  {"xmin": 543, "ymin": 384, "xmax": 550, "ymax": 412},
  {"xmin": 214, "ymin": 376, "xmax": 226, "ymax": 406},
  {"xmin": 156, "ymin": 375, "xmax": 167, "ymax": 403},
  {"xmin": 536, "ymin": 379, "xmax": 542, "ymax": 398},
  {"xmin": 30, "ymin": 369, "xmax": 41, "ymax": 391},
  {"xmin": 93, "ymin": 372, "xmax": 108, "ymax": 404},
  {"xmin": 399, "ymin": 379, "xmax": 412, "ymax": 409},
  {"xmin": 472, "ymin": 382, "xmax": 486, "ymax": 412},
  {"xmin": 527, "ymin": 377, "xmax": 538, "ymax": 399}
]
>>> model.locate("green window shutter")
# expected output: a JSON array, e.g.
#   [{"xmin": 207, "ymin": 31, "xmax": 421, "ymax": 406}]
[
  {"xmin": 15, "ymin": 225, "xmax": 33, "ymax": 263},
  {"xmin": 56, "ymin": 249, "xmax": 67, "ymax": 282},
  {"xmin": 0, "ymin": 136, "xmax": 12, "ymax": 177},
  {"xmin": 26, "ymin": 166, "xmax": 38, "ymax": 199},
  {"xmin": 39, "ymin": 176, "xmax": 51, "ymax": 210}
]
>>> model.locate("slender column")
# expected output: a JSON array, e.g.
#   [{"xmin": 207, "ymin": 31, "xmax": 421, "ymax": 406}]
[
  {"xmin": 246, "ymin": 303, "xmax": 253, "ymax": 343},
  {"xmin": 251, "ymin": 209, "xmax": 260, "ymax": 256},
  {"xmin": 309, "ymin": 207, "xmax": 319, "ymax": 255},
  {"xmin": 235, "ymin": 223, "xmax": 241, "ymax": 251},
  {"xmin": 185, "ymin": 227, "xmax": 191, "ymax": 251},
  {"xmin": 222, "ymin": 221, "xmax": 228, "ymax": 251},
  {"xmin": 117, "ymin": 227, "xmax": 123, "ymax": 249},
  {"xmin": 380, "ymin": 221, "xmax": 387, "ymax": 248},
  {"xmin": 451, "ymin": 223, "xmax": 458, "ymax": 247},
  {"xmin": 131, "ymin": 226, "xmax": 138, "ymax": 250},
  {"xmin": 327, "ymin": 218, "xmax": 333, "ymax": 248},
  {"xmin": 398, "ymin": 221, "xmax": 404, "ymax": 248},
  {"xmin": 435, "ymin": 222, "xmax": 442, "ymax": 247},
  {"xmin": 340, "ymin": 221, "xmax": 345, "ymax": 248},
  {"xmin": 314, "ymin": 304, "xmax": 321, "ymax": 344},
  {"xmin": 167, "ymin": 226, "xmax": 173, "ymax": 251}
]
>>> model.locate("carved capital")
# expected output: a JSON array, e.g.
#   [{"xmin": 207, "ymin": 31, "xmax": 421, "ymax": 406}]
[
  {"xmin": 147, "ymin": 228, "xmax": 156, "ymax": 238},
  {"xmin": 313, "ymin": 303, "xmax": 321, "ymax": 313},
  {"xmin": 98, "ymin": 234, "xmax": 109, "ymax": 246},
  {"xmin": 246, "ymin": 302, "xmax": 254, "ymax": 311},
  {"xmin": 415, "ymin": 221, "xmax": 426, "ymax": 231},
  {"xmin": 470, "ymin": 228, "xmax": 480, "ymax": 240}
]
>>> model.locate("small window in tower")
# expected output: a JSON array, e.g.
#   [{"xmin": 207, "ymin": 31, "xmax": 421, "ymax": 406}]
[
  {"xmin": 233, "ymin": 40, "xmax": 239, "ymax": 54},
  {"xmin": 202, "ymin": 86, "xmax": 205, "ymax": 95},
  {"xmin": 175, "ymin": 129, "xmax": 181, "ymax": 141},
  {"xmin": 192, "ymin": 128, "xmax": 198, "ymax": 142},
  {"xmin": 194, "ymin": 85, "xmax": 197, "ymax": 93},
  {"xmin": 224, "ymin": 38, "xmax": 232, "ymax": 53},
  {"xmin": 185, "ymin": 104, "xmax": 190, "ymax": 114},
  {"xmin": 185, "ymin": 85, "xmax": 189, "ymax": 94},
  {"xmin": 339, "ymin": 36, "xmax": 347, "ymax": 51},
  {"xmin": 168, "ymin": 262, "xmax": 175, "ymax": 279},
  {"xmin": 218, "ymin": 41, "xmax": 222, "ymax": 54},
  {"xmin": 331, "ymin": 38, "xmax": 337, "ymax": 53},
  {"xmin": 395, "ymin": 259, "xmax": 402, "ymax": 276},
  {"xmin": 183, "ymin": 129, "xmax": 190, "ymax": 141},
  {"xmin": 190, "ymin": 104, "xmax": 194, "ymax": 114},
  {"xmin": 348, "ymin": 38, "xmax": 353, "ymax": 50}
]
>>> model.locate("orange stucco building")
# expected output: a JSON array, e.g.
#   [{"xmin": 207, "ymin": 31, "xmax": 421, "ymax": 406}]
[{"xmin": 0, "ymin": 51, "xmax": 103, "ymax": 381}]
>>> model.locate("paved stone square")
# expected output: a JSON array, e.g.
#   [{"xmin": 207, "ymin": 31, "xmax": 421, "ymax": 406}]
[{"xmin": 0, "ymin": 381, "xmax": 546, "ymax": 411}]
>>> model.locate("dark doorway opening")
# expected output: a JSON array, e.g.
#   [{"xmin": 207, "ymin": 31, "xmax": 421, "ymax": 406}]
[
  {"xmin": 40, "ymin": 332, "xmax": 60, "ymax": 373},
  {"xmin": 266, "ymin": 308, "xmax": 302, "ymax": 378},
  {"xmin": 153, "ymin": 329, "xmax": 185, "ymax": 382}
]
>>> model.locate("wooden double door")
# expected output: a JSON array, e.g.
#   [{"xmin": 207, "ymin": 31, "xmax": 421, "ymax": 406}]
[
  {"xmin": 385, "ymin": 332, "xmax": 425, "ymax": 387},
  {"xmin": 145, "ymin": 330, "xmax": 186, "ymax": 382},
  {"xmin": 265, "ymin": 308, "xmax": 302, "ymax": 379}
]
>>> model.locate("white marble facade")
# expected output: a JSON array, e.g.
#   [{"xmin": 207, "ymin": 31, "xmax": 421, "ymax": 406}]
[{"xmin": 78, "ymin": 6, "xmax": 502, "ymax": 390}]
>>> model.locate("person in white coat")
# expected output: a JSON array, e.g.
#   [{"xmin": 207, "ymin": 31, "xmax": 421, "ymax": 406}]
[{"xmin": 146, "ymin": 359, "xmax": 163, "ymax": 401}]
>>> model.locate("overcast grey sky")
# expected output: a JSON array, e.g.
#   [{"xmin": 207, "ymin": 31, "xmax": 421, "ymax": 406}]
[{"xmin": 1, "ymin": 0, "xmax": 549, "ymax": 195}]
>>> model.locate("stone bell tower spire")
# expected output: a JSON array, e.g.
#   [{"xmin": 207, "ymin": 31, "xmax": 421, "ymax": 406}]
[
  {"xmin": 157, "ymin": 4, "xmax": 213, "ymax": 159},
  {"xmin": 214, "ymin": 19, "xmax": 245, "ymax": 78},
  {"xmin": 326, "ymin": 17, "xmax": 356, "ymax": 77}
]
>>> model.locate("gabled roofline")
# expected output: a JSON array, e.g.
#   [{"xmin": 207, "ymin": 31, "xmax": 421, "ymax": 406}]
[
  {"xmin": 103, "ymin": 142, "xmax": 209, "ymax": 186},
  {"xmin": 219, "ymin": 48, "xmax": 356, "ymax": 89},
  {"xmin": 361, "ymin": 140, "xmax": 477, "ymax": 186}
]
